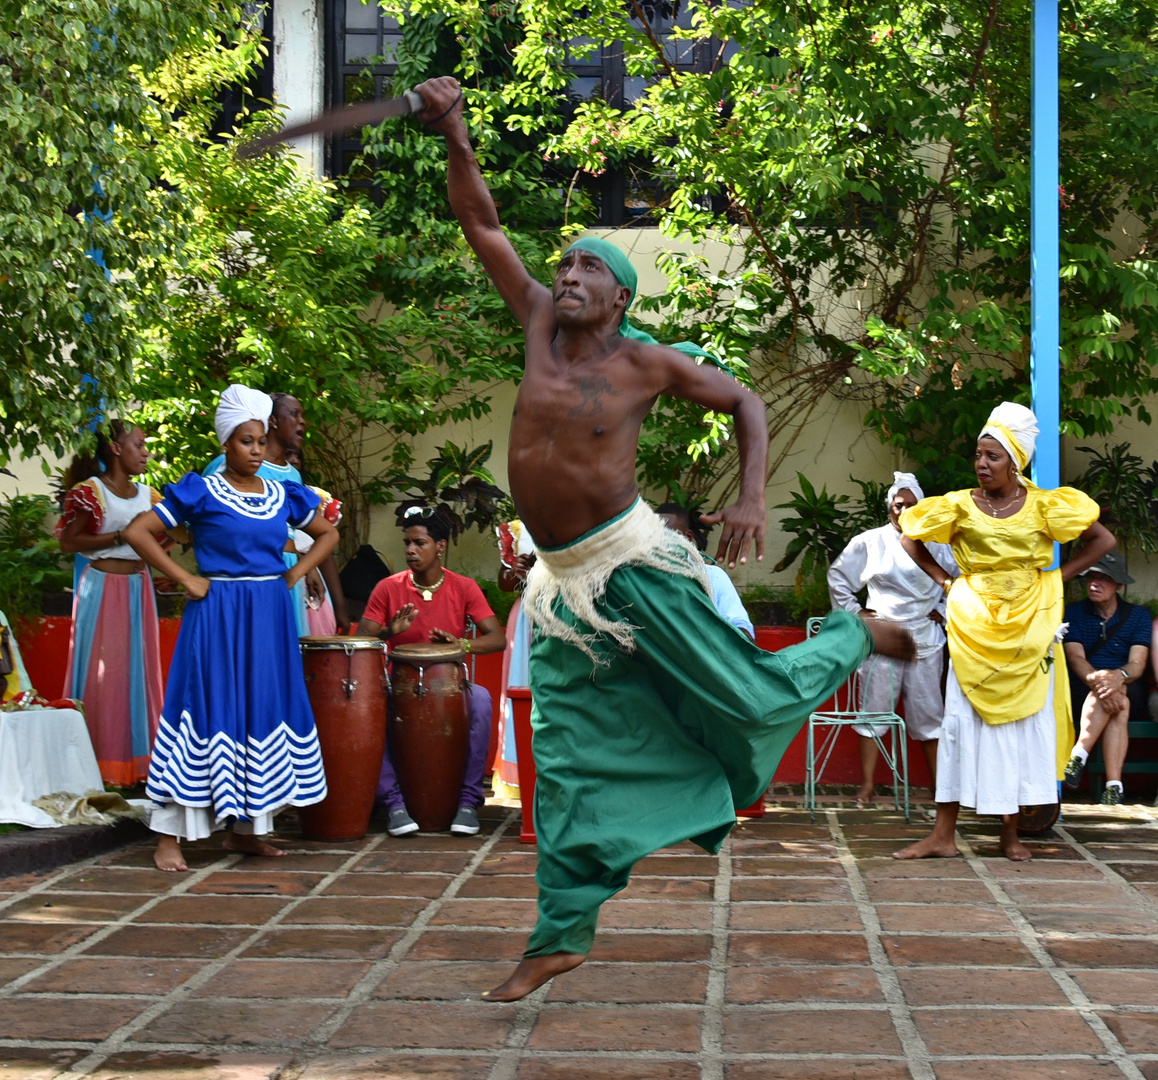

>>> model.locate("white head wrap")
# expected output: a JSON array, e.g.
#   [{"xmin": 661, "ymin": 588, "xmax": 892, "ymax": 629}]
[
  {"xmin": 215, "ymin": 384, "xmax": 273, "ymax": 447},
  {"xmin": 886, "ymin": 471, "xmax": 924, "ymax": 505},
  {"xmin": 979, "ymin": 401, "xmax": 1038, "ymax": 486}
]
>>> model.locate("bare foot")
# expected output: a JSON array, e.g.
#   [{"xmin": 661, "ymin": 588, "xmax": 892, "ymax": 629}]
[
  {"xmin": 1000, "ymin": 836, "xmax": 1032, "ymax": 861},
  {"xmin": 892, "ymin": 835, "xmax": 960, "ymax": 860},
  {"xmin": 154, "ymin": 836, "xmax": 188, "ymax": 872},
  {"xmin": 866, "ymin": 620, "xmax": 917, "ymax": 662},
  {"xmin": 223, "ymin": 833, "xmax": 286, "ymax": 857},
  {"xmin": 999, "ymin": 825, "xmax": 1033, "ymax": 862},
  {"xmin": 482, "ymin": 953, "xmax": 586, "ymax": 1002}
]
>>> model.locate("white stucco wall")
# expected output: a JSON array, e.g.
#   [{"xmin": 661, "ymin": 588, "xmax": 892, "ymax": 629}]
[{"xmin": 272, "ymin": 0, "xmax": 325, "ymax": 176}]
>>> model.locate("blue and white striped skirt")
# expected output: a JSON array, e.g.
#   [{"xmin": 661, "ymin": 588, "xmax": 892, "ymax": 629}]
[{"xmin": 147, "ymin": 576, "xmax": 325, "ymax": 838}]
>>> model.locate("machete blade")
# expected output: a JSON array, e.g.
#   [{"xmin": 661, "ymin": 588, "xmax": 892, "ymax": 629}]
[{"xmin": 237, "ymin": 93, "xmax": 423, "ymax": 159}]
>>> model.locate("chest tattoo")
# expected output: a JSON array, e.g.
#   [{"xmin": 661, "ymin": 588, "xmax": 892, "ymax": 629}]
[{"xmin": 568, "ymin": 375, "xmax": 619, "ymax": 419}]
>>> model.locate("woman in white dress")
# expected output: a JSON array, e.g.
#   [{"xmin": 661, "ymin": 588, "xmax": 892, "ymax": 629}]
[{"xmin": 893, "ymin": 403, "xmax": 1114, "ymax": 861}]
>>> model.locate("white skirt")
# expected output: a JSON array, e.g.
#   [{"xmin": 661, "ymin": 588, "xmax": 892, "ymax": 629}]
[
  {"xmin": 149, "ymin": 802, "xmax": 277, "ymax": 842},
  {"xmin": 935, "ymin": 661, "xmax": 1058, "ymax": 816}
]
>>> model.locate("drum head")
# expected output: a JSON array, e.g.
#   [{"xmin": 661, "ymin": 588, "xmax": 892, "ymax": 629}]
[
  {"xmin": 1016, "ymin": 802, "xmax": 1060, "ymax": 834},
  {"xmin": 391, "ymin": 642, "xmax": 466, "ymax": 665},
  {"xmin": 300, "ymin": 635, "xmax": 385, "ymax": 650}
]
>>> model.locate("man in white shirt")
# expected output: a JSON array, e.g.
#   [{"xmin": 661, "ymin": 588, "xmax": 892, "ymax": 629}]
[{"xmin": 827, "ymin": 473, "xmax": 957, "ymax": 805}]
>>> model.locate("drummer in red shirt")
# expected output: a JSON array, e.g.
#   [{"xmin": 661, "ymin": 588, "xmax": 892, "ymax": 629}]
[{"xmin": 359, "ymin": 506, "xmax": 506, "ymax": 837}]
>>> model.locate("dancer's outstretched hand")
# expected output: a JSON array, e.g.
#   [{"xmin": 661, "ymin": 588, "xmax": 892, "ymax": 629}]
[
  {"xmin": 702, "ymin": 499, "xmax": 765, "ymax": 569},
  {"xmin": 865, "ymin": 619, "xmax": 917, "ymax": 662}
]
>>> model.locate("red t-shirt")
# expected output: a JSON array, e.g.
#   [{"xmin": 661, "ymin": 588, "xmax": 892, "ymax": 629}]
[{"xmin": 362, "ymin": 569, "xmax": 495, "ymax": 646}]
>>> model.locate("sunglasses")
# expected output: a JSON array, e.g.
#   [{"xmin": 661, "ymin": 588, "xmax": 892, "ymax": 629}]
[{"xmin": 402, "ymin": 506, "xmax": 435, "ymax": 520}]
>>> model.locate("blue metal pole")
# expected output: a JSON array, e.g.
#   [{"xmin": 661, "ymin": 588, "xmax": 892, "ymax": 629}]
[{"xmin": 1030, "ymin": 0, "xmax": 1060, "ymax": 491}]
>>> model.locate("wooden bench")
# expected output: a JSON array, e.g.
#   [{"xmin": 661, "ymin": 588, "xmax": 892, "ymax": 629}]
[{"xmin": 1087, "ymin": 718, "xmax": 1158, "ymax": 800}]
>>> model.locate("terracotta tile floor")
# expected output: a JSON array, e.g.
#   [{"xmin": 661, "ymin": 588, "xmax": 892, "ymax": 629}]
[{"xmin": 1, "ymin": 800, "xmax": 1157, "ymax": 1079}]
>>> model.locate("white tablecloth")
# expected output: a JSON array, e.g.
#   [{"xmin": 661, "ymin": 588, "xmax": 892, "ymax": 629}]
[{"xmin": 0, "ymin": 708, "xmax": 104, "ymax": 828}]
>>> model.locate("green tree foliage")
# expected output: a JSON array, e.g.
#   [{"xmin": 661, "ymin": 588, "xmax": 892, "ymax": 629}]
[
  {"xmin": 1072, "ymin": 442, "xmax": 1158, "ymax": 557},
  {"xmin": 421, "ymin": 0, "xmax": 1158, "ymax": 497},
  {"xmin": 4, "ymin": 2, "xmax": 545, "ymax": 553},
  {"xmin": 352, "ymin": 2, "xmax": 576, "ymax": 436},
  {"xmin": 0, "ymin": 0, "xmax": 250, "ymax": 463},
  {"xmin": 128, "ymin": 12, "xmax": 540, "ymax": 558},
  {"xmin": 0, "ymin": 494, "xmax": 69, "ymax": 617}
]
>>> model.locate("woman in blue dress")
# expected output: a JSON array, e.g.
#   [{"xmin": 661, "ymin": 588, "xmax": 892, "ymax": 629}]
[{"xmin": 125, "ymin": 385, "xmax": 339, "ymax": 871}]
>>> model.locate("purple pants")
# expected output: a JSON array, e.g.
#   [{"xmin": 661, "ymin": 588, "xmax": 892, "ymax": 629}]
[{"xmin": 376, "ymin": 682, "xmax": 492, "ymax": 811}]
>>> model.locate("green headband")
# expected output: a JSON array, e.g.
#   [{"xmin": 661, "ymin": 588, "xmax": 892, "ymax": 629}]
[{"xmin": 562, "ymin": 237, "xmax": 724, "ymax": 367}]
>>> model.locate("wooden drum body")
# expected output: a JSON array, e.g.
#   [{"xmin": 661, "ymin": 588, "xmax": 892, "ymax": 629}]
[
  {"xmin": 389, "ymin": 642, "xmax": 470, "ymax": 832},
  {"xmin": 297, "ymin": 636, "xmax": 387, "ymax": 842}
]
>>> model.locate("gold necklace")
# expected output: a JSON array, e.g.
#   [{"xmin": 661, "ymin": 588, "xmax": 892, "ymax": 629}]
[
  {"xmin": 978, "ymin": 487, "xmax": 1023, "ymax": 517},
  {"xmin": 409, "ymin": 570, "xmax": 446, "ymax": 602},
  {"xmin": 100, "ymin": 475, "xmax": 136, "ymax": 499}
]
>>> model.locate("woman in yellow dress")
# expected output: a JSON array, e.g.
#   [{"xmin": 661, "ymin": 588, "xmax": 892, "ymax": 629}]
[{"xmin": 893, "ymin": 402, "xmax": 1114, "ymax": 861}]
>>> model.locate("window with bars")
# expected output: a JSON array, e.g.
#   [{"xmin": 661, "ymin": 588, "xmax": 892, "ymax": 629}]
[
  {"xmin": 212, "ymin": 0, "xmax": 275, "ymax": 142},
  {"xmin": 324, "ymin": 0, "xmax": 406, "ymax": 193},
  {"xmin": 323, "ymin": 0, "xmax": 728, "ymax": 223}
]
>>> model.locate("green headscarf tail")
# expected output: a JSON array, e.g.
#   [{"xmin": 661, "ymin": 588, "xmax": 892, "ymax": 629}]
[{"xmin": 562, "ymin": 237, "xmax": 723, "ymax": 367}]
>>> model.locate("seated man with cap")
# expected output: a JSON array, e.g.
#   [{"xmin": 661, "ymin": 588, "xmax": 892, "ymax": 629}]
[{"xmin": 1062, "ymin": 552, "xmax": 1151, "ymax": 804}]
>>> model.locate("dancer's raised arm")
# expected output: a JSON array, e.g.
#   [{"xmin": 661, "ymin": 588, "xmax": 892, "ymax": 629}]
[{"xmin": 417, "ymin": 77, "xmax": 552, "ymax": 327}]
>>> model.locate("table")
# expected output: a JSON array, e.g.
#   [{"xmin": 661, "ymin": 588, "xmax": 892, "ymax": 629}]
[{"xmin": 0, "ymin": 708, "xmax": 104, "ymax": 828}]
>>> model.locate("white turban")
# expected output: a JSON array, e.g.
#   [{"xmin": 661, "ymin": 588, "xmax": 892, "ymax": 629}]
[
  {"xmin": 980, "ymin": 401, "xmax": 1038, "ymax": 486},
  {"xmin": 886, "ymin": 471, "xmax": 924, "ymax": 505},
  {"xmin": 215, "ymin": 384, "xmax": 273, "ymax": 447}
]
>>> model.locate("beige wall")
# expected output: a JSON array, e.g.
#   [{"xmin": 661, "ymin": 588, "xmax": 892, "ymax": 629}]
[{"xmin": 0, "ymin": 452, "xmax": 66, "ymax": 500}]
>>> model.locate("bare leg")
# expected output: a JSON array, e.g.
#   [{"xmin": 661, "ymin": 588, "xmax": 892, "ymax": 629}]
[
  {"xmin": 154, "ymin": 835, "xmax": 188, "ymax": 872},
  {"xmin": 223, "ymin": 832, "xmax": 286, "ymax": 857},
  {"xmin": 857, "ymin": 735, "xmax": 879, "ymax": 805},
  {"xmin": 921, "ymin": 738, "xmax": 938, "ymax": 786},
  {"xmin": 866, "ymin": 621, "xmax": 917, "ymax": 663},
  {"xmin": 482, "ymin": 953, "xmax": 586, "ymax": 1002},
  {"xmin": 1075, "ymin": 693, "xmax": 1112, "ymax": 755},
  {"xmin": 1101, "ymin": 708, "xmax": 1130, "ymax": 784},
  {"xmin": 893, "ymin": 802, "xmax": 960, "ymax": 858},
  {"xmin": 1000, "ymin": 814, "xmax": 1031, "ymax": 861}
]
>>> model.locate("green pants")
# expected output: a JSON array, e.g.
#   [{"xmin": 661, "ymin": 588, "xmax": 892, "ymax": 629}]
[{"xmin": 525, "ymin": 565, "xmax": 871, "ymax": 957}]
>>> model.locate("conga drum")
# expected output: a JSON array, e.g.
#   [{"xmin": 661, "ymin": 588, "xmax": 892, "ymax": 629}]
[
  {"xmin": 389, "ymin": 642, "xmax": 470, "ymax": 832},
  {"xmin": 1016, "ymin": 802, "xmax": 1061, "ymax": 834},
  {"xmin": 297, "ymin": 636, "xmax": 388, "ymax": 842}
]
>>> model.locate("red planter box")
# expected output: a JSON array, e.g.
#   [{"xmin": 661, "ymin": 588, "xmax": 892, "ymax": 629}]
[
  {"xmin": 16, "ymin": 615, "xmax": 183, "ymax": 701},
  {"xmin": 756, "ymin": 625, "xmax": 933, "ymax": 790},
  {"xmin": 18, "ymin": 615, "xmax": 931, "ymax": 803},
  {"xmin": 509, "ymin": 687, "xmax": 536, "ymax": 843}
]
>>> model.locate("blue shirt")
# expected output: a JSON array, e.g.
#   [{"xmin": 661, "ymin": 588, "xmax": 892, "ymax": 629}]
[
  {"xmin": 706, "ymin": 563, "xmax": 755, "ymax": 638},
  {"xmin": 1063, "ymin": 597, "xmax": 1151, "ymax": 670},
  {"xmin": 155, "ymin": 472, "xmax": 319, "ymax": 578}
]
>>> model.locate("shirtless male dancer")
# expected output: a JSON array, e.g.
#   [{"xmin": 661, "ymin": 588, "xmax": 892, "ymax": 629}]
[{"xmin": 415, "ymin": 76, "xmax": 915, "ymax": 1002}]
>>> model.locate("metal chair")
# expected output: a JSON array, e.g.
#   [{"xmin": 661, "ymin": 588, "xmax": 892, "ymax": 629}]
[{"xmin": 804, "ymin": 616, "xmax": 910, "ymax": 821}]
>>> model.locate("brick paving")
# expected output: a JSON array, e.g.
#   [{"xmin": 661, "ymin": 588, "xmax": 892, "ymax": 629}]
[{"xmin": 1, "ymin": 800, "xmax": 1157, "ymax": 1079}]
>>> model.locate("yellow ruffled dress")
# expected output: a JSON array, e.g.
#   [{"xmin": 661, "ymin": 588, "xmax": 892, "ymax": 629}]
[{"xmin": 901, "ymin": 487, "xmax": 1100, "ymax": 814}]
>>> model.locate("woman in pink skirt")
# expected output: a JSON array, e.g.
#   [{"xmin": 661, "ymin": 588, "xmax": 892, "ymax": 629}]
[{"xmin": 56, "ymin": 421, "xmax": 166, "ymax": 786}]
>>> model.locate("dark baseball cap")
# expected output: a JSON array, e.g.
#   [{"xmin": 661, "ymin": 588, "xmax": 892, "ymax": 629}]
[{"xmin": 1081, "ymin": 551, "xmax": 1134, "ymax": 585}]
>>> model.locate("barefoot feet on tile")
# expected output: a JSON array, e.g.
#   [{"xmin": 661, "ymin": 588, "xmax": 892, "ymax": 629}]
[{"xmin": 482, "ymin": 953, "xmax": 586, "ymax": 1002}]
